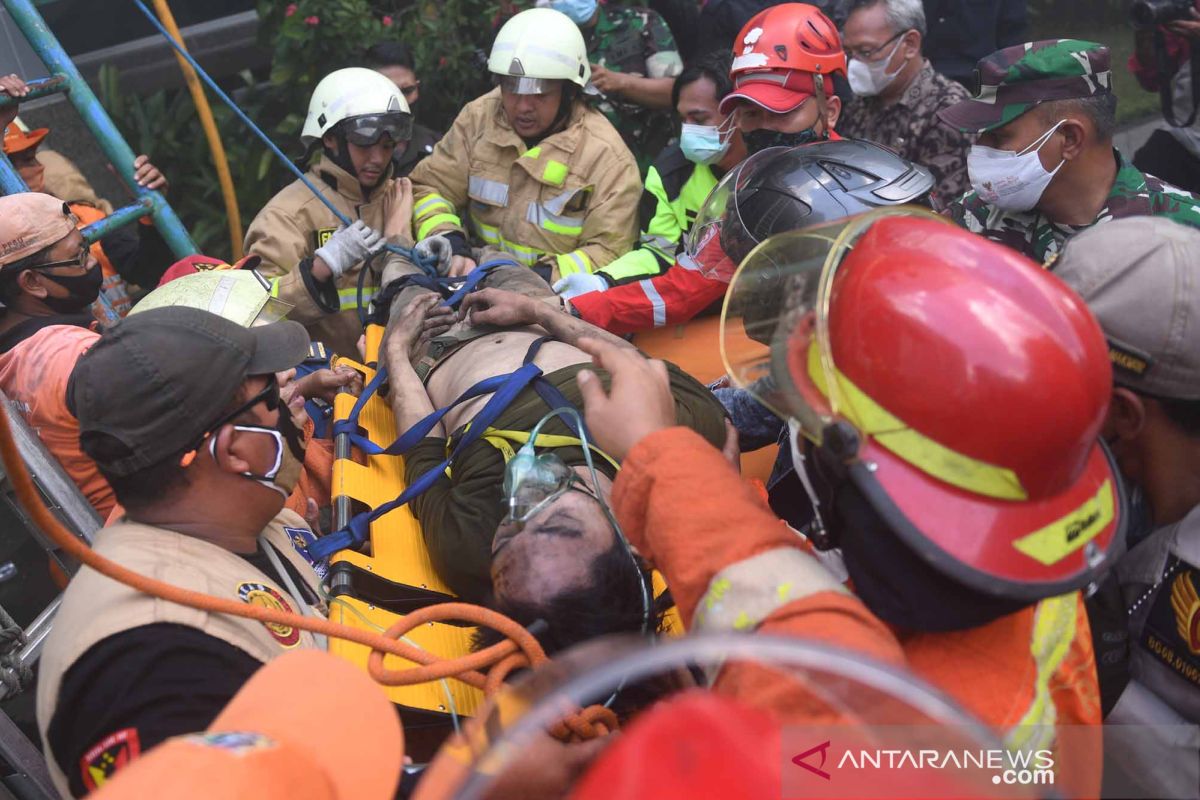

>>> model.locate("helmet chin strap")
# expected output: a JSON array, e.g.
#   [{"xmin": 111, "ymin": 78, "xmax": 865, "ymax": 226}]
[{"xmin": 324, "ymin": 129, "xmax": 360, "ymax": 181}]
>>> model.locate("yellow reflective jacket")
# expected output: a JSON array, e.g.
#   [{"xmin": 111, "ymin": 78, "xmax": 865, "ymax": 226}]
[
  {"xmin": 245, "ymin": 158, "xmax": 402, "ymax": 358},
  {"xmin": 410, "ymin": 88, "xmax": 641, "ymax": 281}
]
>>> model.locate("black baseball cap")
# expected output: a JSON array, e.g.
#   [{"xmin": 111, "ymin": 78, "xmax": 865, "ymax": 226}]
[{"xmin": 69, "ymin": 306, "xmax": 309, "ymax": 477}]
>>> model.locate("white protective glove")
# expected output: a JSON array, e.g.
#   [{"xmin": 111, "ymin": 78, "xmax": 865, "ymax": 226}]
[
  {"xmin": 314, "ymin": 220, "xmax": 387, "ymax": 280},
  {"xmin": 413, "ymin": 234, "xmax": 455, "ymax": 275},
  {"xmin": 553, "ymin": 272, "xmax": 608, "ymax": 301}
]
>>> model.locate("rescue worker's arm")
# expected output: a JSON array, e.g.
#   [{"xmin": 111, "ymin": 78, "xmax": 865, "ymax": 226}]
[
  {"xmin": 460, "ymin": 287, "xmax": 636, "ymax": 352},
  {"xmin": 409, "ymin": 108, "xmax": 472, "ymax": 242},
  {"xmin": 552, "ymin": 146, "xmax": 641, "ymax": 280},
  {"xmin": 593, "ymin": 164, "xmax": 677, "ymax": 284},
  {"xmin": 47, "ymin": 623, "xmax": 262, "ymax": 798},
  {"xmin": 244, "ymin": 203, "xmax": 340, "ymax": 325},
  {"xmin": 590, "ymin": 65, "xmax": 675, "ymax": 110},
  {"xmin": 578, "ymin": 340, "xmax": 904, "ymax": 667},
  {"xmin": 568, "ymin": 262, "xmax": 728, "ymax": 335}
]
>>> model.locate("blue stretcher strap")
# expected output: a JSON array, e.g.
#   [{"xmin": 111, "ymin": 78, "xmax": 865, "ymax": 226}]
[{"xmin": 309, "ymin": 360, "xmax": 545, "ymax": 559}]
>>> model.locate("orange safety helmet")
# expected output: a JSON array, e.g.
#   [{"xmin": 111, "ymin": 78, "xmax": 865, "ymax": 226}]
[
  {"xmin": 719, "ymin": 2, "xmax": 847, "ymax": 115},
  {"xmin": 722, "ymin": 208, "xmax": 1124, "ymax": 599},
  {"xmin": 2, "ymin": 123, "xmax": 47, "ymax": 155}
]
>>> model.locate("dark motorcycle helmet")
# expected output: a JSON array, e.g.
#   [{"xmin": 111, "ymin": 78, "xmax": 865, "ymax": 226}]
[{"xmin": 683, "ymin": 138, "xmax": 935, "ymax": 277}]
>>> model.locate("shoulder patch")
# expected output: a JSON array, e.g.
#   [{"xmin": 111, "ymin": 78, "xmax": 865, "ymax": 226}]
[
  {"xmin": 81, "ymin": 728, "xmax": 141, "ymax": 791},
  {"xmin": 236, "ymin": 581, "xmax": 301, "ymax": 648},
  {"xmin": 1141, "ymin": 557, "xmax": 1200, "ymax": 689}
]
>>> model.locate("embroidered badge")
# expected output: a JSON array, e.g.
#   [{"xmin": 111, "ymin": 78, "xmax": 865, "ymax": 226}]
[
  {"xmin": 284, "ymin": 526, "xmax": 328, "ymax": 580},
  {"xmin": 313, "ymin": 227, "xmax": 338, "ymax": 250},
  {"xmin": 236, "ymin": 581, "xmax": 301, "ymax": 648},
  {"xmin": 80, "ymin": 728, "xmax": 141, "ymax": 791},
  {"xmin": 1141, "ymin": 558, "xmax": 1200, "ymax": 688}
]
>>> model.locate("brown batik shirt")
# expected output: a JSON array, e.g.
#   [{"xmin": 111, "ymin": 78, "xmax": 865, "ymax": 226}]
[{"xmin": 839, "ymin": 60, "xmax": 974, "ymax": 204}]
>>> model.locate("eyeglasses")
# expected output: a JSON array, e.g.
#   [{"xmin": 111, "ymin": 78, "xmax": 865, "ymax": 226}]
[
  {"xmin": 845, "ymin": 30, "xmax": 906, "ymax": 62},
  {"xmin": 29, "ymin": 246, "xmax": 90, "ymax": 272}
]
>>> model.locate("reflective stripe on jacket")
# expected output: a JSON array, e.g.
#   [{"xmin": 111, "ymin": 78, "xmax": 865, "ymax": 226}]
[
  {"xmin": 599, "ymin": 146, "xmax": 717, "ymax": 284},
  {"xmin": 410, "ymin": 88, "xmax": 641, "ymax": 281},
  {"xmin": 245, "ymin": 158, "xmax": 401, "ymax": 358}
]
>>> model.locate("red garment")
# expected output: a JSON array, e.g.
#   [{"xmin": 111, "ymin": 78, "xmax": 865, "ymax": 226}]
[
  {"xmin": 1129, "ymin": 31, "xmax": 1190, "ymax": 92},
  {"xmin": 570, "ymin": 264, "xmax": 728, "ymax": 335}
]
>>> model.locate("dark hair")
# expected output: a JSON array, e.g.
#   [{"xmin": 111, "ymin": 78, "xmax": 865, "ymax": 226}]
[
  {"xmin": 84, "ymin": 432, "xmax": 193, "ymax": 511},
  {"xmin": 1157, "ymin": 396, "xmax": 1200, "ymax": 438},
  {"xmin": 0, "ymin": 245, "xmax": 52, "ymax": 304},
  {"xmin": 475, "ymin": 538, "xmax": 662, "ymax": 657},
  {"xmin": 1039, "ymin": 94, "xmax": 1119, "ymax": 141},
  {"xmin": 364, "ymin": 41, "xmax": 416, "ymax": 72},
  {"xmin": 671, "ymin": 49, "xmax": 734, "ymax": 110}
]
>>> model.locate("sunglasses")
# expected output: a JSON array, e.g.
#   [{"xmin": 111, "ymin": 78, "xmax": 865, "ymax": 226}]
[{"xmin": 187, "ymin": 380, "xmax": 281, "ymax": 451}]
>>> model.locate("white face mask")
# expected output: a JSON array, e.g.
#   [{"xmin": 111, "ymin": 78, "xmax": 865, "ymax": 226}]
[
  {"xmin": 846, "ymin": 35, "xmax": 906, "ymax": 97},
  {"xmin": 967, "ymin": 119, "xmax": 1067, "ymax": 213}
]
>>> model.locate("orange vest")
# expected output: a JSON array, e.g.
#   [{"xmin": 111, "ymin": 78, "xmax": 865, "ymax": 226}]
[
  {"xmin": 70, "ymin": 203, "xmax": 132, "ymax": 323},
  {"xmin": 903, "ymin": 593, "xmax": 1102, "ymax": 797},
  {"xmin": 0, "ymin": 324, "xmax": 113, "ymax": 517}
]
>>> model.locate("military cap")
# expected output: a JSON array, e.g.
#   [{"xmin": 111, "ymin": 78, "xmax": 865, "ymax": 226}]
[{"xmin": 938, "ymin": 40, "xmax": 1112, "ymax": 134}]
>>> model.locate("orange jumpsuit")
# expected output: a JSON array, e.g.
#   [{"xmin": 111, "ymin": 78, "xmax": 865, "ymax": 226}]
[{"xmin": 614, "ymin": 427, "xmax": 1101, "ymax": 796}]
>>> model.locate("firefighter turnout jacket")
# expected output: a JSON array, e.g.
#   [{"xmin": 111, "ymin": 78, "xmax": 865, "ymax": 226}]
[
  {"xmin": 37, "ymin": 511, "xmax": 325, "ymax": 797},
  {"xmin": 245, "ymin": 158, "xmax": 403, "ymax": 358},
  {"xmin": 596, "ymin": 145, "xmax": 719, "ymax": 285},
  {"xmin": 410, "ymin": 88, "xmax": 641, "ymax": 281}
]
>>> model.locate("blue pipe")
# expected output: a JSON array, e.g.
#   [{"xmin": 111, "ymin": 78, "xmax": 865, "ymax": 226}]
[
  {"xmin": 0, "ymin": 74, "xmax": 68, "ymax": 107},
  {"xmin": 80, "ymin": 199, "xmax": 155, "ymax": 244},
  {"xmin": 0, "ymin": 153, "xmax": 28, "ymax": 195},
  {"xmin": 127, "ymin": 0, "xmax": 432, "ymax": 272},
  {"xmin": 2, "ymin": 0, "xmax": 198, "ymax": 259}
]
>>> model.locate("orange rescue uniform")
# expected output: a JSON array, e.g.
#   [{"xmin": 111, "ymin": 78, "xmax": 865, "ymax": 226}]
[{"xmin": 614, "ymin": 427, "xmax": 1101, "ymax": 795}]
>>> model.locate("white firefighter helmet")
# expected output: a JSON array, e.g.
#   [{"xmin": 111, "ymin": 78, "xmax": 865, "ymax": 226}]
[
  {"xmin": 130, "ymin": 270, "xmax": 293, "ymax": 328},
  {"xmin": 487, "ymin": 8, "xmax": 591, "ymax": 93},
  {"xmin": 301, "ymin": 67, "xmax": 412, "ymax": 145}
]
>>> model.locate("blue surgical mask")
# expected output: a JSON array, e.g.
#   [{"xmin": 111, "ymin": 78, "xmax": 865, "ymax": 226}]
[
  {"xmin": 680, "ymin": 122, "xmax": 733, "ymax": 165},
  {"xmin": 550, "ymin": 0, "xmax": 598, "ymax": 25}
]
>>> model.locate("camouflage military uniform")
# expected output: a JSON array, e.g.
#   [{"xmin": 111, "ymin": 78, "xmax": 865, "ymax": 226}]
[
  {"xmin": 949, "ymin": 151, "xmax": 1200, "ymax": 262},
  {"xmin": 939, "ymin": 39, "xmax": 1200, "ymax": 262},
  {"xmin": 839, "ymin": 60, "xmax": 973, "ymax": 201},
  {"xmin": 584, "ymin": 5, "xmax": 683, "ymax": 172}
]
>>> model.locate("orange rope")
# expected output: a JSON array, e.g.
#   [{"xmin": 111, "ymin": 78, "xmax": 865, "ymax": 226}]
[{"xmin": 0, "ymin": 404, "xmax": 615, "ymax": 745}]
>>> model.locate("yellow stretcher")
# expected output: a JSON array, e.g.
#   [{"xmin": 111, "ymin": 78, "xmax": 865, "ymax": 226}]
[{"xmin": 324, "ymin": 326, "xmax": 682, "ymax": 755}]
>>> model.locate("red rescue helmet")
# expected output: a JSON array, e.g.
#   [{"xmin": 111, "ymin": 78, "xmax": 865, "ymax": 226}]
[
  {"xmin": 720, "ymin": 3, "xmax": 847, "ymax": 115},
  {"xmin": 722, "ymin": 209, "xmax": 1124, "ymax": 598}
]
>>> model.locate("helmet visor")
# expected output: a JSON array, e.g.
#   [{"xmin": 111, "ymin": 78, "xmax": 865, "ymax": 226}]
[
  {"xmin": 683, "ymin": 146, "xmax": 786, "ymax": 279},
  {"xmin": 494, "ymin": 75, "xmax": 558, "ymax": 95},
  {"xmin": 341, "ymin": 112, "xmax": 413, "ymax": 146},
  {"xmin": 721, "ymin": 206, "xmax": 941, "ymax": 449}
]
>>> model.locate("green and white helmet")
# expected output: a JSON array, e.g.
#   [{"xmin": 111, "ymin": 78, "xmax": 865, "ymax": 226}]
[
  {"xmin": 131, "ymin": 270, "xmax": 292, "ymax": 328},
  {"xmin": 301, "ymin": 67, "xmax": 412, "ymax": 146},
  {"xmin": 488, "ymin": 8, "xmax": 591, "ymax": 93}
]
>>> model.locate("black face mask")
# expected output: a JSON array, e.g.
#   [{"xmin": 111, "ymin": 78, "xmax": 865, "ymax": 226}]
[
  {"xmin": 41, "ymin": 262, "xmax": 102, "ymax": 315},
  {"xmin": 744, "ymin": 127, "xmax": 824, "ymax": 155},
  {"xmin": 802, "ymin": 444, "xmax": 1027, "ymax": 633}
]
